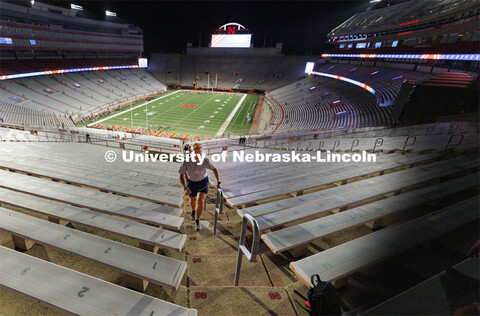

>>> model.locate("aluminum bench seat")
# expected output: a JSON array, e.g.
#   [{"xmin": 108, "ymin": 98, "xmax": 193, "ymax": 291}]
[
  {"xmin": 290, "ymin": 197, "xmax": 479, "ymax": 287},
  {"xmin": 0, "ymin": 188, "xmax": 186, "ymax": 252},
  {"xmin": 0, "ymin": 208, "xmax": 187, "ymax": 290},
  {"xmin": 0, "ymin": 246, "xmax": 196, "ymax": 316}
]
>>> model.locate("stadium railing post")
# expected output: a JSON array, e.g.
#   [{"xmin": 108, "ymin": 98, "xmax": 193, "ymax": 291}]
[
  {"xmin": 401, "ymin": 136, "xmax": 416, "ymax": 154},
  {"xmin": 234, "ymin": 214, "xmax": 259, "ymax": 286},
  {"xmin": 213, "ymin": 189, "xmax": 224, "ymax": 236}
]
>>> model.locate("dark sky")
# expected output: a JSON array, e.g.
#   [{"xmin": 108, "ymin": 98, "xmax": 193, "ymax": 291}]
[{"xmin": 39, "ymin": 0, "xmax": 384, "ymax": 56}]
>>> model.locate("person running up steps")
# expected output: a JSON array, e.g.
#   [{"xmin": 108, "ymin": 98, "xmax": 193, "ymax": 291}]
[{"xmin": 178, "ymin": 143, "xmax": 221, "ymax": 231}]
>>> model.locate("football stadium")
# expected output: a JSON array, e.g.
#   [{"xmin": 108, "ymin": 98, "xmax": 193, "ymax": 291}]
[{"xmin": 0, "ymin": 1, "xmax": 479, "ymax": 315}]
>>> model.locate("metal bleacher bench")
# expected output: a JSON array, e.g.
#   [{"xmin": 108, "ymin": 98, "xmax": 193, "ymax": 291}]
[
  {"xmin": 0, "ymin": 188, "xmax": 186, "ymax": 252},
  {"xmin": 362, "ymin": 257, "xmax": 479, "ymax": 315},
  {"xmin": 0, "ymin": 207, "xmax": 187, "ymax": 291},
  {"xmin": 0, "ymin": 170, "xmax": 184, "ymax": 230},
  {"xmin": 0, "ymin": 154, "xmax": 183, "ymax": 207},
  {"xmin": 224, "ymin": 153, "xmax": 440, "ymax": 207},
  {"xmin": 0, "ymin": 246, "xmax": 196, "ymax": 316},
  {"xmin": 261, "ymin": 172, "xmax": 479, "ymax": 254},
  {"xmin": 289, "ymin": 197, "xmax": 479, "ymax": 288},
  {"xmin": 233, "ymin": 157, "xmax": 478, "ymax": 285}
]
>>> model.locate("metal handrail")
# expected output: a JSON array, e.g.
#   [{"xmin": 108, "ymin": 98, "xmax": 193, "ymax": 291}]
[
  {"xmin": 373, "ymin": 138, "xmax": 383, "ymax": 153},
  {"xmin": 448, "ymin": 123, "xmax": 459, "ymax": 134},
  {"xmin": 350, "ymin": 139, "xmax": 359, "ymax": 151},
  {"xmin": 332, "ymin": 140, "xmax": 340, "ymax": 151},
  {"xmin": 442, "ymin": 134, "xmax": 464, "ymax": 157},
  {"xmin": 213, "ymin": 189, "xmax": 224, "ymax": 236},
  {"xmin": 318, "ymin": 140, "xmax": 324, "ymax": 150},
  {"xmin": 425, "ymin": 125, "xmax": 435, "ymax": 136},
  {"xmin": 402, "ymin": 136, "xmax": 417, "ymax": 154},
  {"xmin": 234, "ymin": 214, "xmax": 260, "ymax": 286}
]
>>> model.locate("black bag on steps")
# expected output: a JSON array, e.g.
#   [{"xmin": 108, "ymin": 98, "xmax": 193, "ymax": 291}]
[{"xmin": 307, "ymin": 274, "xmax": 349, "ymax": 315}]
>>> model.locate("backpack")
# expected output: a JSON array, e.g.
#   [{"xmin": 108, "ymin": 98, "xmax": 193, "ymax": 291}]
[{"xmin": 296, "ymin": 274, "xmax": 348, "ymax": 315}]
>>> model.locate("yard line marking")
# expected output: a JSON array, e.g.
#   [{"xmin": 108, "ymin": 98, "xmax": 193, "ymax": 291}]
[
  {"xmin": 170, "ymin": 93, "xmax": 220, "ymax": 129},
  {"xmin": 216, "ymin": 93, "xmax": 247, "ymax": 137},
  {"xmin": 87, "ymin": 90, "xmax": 178, "ymax": 126}
]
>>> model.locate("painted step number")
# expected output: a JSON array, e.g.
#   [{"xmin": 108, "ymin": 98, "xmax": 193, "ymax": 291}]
[
  {"xmin": 195, "ymin": 292, "xmax": 207, "ymax": 299},
  {"xmin": 78, "ymin": 287, "xmax": 89, "ymax": 297}
]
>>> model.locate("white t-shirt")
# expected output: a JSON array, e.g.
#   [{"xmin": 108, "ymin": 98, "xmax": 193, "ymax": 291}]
[{"xmin": 178, "ymin": 157, "xmax": 216, "ymax": 182}]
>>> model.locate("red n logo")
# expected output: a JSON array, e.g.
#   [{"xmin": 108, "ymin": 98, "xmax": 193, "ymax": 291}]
[{"xmin": 227, "ymin": 26, "xmax": 236, "ymax": 34}]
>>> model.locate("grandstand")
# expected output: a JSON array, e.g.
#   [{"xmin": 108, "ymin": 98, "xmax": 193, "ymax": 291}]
[{"xmin": 0, "ymin": 0, "xmax": 479, "ymax": 315}]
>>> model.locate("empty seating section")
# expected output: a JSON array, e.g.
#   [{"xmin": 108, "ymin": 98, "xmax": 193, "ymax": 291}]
[
  {"xmin": 0, "ymin": 100, "xmax": 62, "ymax": 127},
  {"xmin": 0, "ymin": 143, "xmax": 183, "ymax": 207},
  {"xmin": 0, "ymin": 188, "xmax": 186, "ymax": 252},
  {"xmin": 267, "ymin": 77, "xmax": 383, "ymax": 133},
  {"xmin": 261, "ymin": 173, "xmax": 478, "ymax": 254},
  {"xmin": 0, "ymin": 136, "xmax": 477, "ymax": 314},
  {"xmin": 258, "ymin": 120, "xmax": 479, "ymax": 153},
  {"xmin": 149, "ymin": 54, "xmax": 311, "ymax": 91},
  {"xmin": 0, "ymin": 207, "xmax": 187, "ymax": 289},
  {"xmin": 363, "ymin": 257, "xmax": 479, "ymax": 315},
  {"xmin": 0, "ymin": 58, "xmax": 140, "ymax": 76},
  {"xmin": 0, "ymin": 0, "xmax": 477, "ymax": 313},
  {"xmin": 290, "ymin": 197, "xmax": 478, "ymax": 287},
  {"xmin": 324, "ymin": 62, "xmax": 431, "ymax": 106},
  {"xmin": 0, "ymin": 68, "xmax": 166, "ymax": 125},
  {"xmin": 422, "ymin": 71, "xmax": 476, "ymax": 88},
  {"xmin": 330, "ymin": 0, "xmax": 475, "ymax": 37},
  {"xmin": 264, "ymin": 62, "xmax": 433, "ymax": 134},
  {"xmin": 230, "ymin": 151, "xmax": 479, "ymax": 289},
  {"xmin": 0, "ymin": 246, "xmax": 197, "ymax": 316},
  {"xmin": 217, "ymin": 150, "xmax": 440, "ymax": 207},
  {"xmin": 0, "ymin": 18, "xmax": 143, "ymax": 54},
  {"xmin": 0, "ymin": 142, "xmax": 196, "ymax": 314}
]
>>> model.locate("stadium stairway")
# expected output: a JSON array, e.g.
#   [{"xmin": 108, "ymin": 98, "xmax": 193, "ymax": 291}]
[{"xmin": 0, "ymin": 141, "xmax": 478, "ymax": 315}]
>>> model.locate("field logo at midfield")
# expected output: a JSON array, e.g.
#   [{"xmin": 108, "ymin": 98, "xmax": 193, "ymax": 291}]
[{"xmin": 181, "ymin": 104, "xmax": 198, "ymax": 108}]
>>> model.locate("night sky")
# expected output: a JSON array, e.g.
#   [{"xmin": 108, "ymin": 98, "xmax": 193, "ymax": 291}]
[{"xmin": 37, "ymin": 0, "xmax": 398, "ymax": 56}]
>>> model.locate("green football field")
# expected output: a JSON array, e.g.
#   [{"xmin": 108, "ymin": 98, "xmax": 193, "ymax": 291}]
[{"xmin": 89, "ymin": 90, "xmax": 259, "ymax": 137}]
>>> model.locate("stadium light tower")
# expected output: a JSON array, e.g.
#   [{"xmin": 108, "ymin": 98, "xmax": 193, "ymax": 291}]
[
  {"xmin": 106, "ymin": 10, "xmax": 117, "ymax": 17},
  {"xmin": 71, "ymin": 4, "xmax": 83, "ymax": 10},
  {"xmin": 370, "ymin": 0, "xmax": 381, "ymax": 3}
]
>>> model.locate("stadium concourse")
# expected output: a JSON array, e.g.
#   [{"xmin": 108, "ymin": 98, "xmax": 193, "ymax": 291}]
[{"xmin": 0, "ymin": 0, "xmax": 479, "ymax": 315}]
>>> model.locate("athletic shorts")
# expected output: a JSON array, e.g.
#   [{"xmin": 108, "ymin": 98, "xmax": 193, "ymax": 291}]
[{"xmin": 187, "ymin": 176, "xmax": 209, "ymax": 197}]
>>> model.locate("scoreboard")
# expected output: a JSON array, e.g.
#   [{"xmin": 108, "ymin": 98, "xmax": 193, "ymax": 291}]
[{"xmin": 211, "ymin": 23, "xmax": 252, "ymax": 48}]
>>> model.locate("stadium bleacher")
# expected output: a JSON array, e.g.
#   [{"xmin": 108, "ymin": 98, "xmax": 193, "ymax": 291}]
[
  {"xmin": 0, "ymin": 246, "xmax": 197, "ymax": 316},
  {"xmin": 262, "ymin": 62, "xmax": 437, "ymax": 134},
  {"xmin": 149, "ymin": 54, "xmax": 312, "ymax": 91},
  {"xmin": 0, "ymin": 68, "xmax": 166, "ymax": 126},
  {"xmin": 0, "ymin": 0, "xmax": 478, "ymax": 315},
  {"xmin": 363, "ymin": 257, "xmax": 479, "ymax": 315},
  {"xmin": 290, "ymin": 197, "xmax": 479, "ymax": 288}
]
